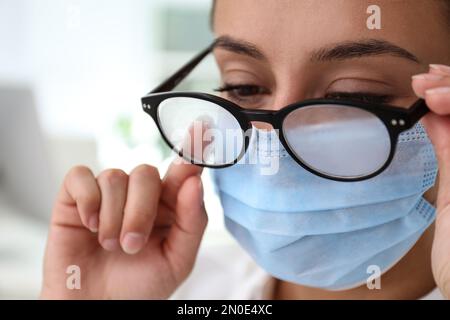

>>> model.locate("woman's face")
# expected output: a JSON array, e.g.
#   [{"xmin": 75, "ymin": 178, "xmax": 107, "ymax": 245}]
[
  {"xmin": 212, "ymin": 0, "xmax": 449, "ymax": 204},
  {"xmin": 212, "ymin": 0, "xmax": 450, "ymax": 114}
]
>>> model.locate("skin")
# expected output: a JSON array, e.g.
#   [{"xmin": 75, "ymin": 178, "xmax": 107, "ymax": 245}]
[{"xmin": 41, "ymin": 0, "xmax": 450, "ymax": 299}]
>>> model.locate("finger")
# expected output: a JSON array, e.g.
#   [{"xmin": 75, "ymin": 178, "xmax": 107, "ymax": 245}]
[
  {"xmin": 432, "ymin": 146, "xmax": 450, "ymax": 289},
  {"xmin": 179, "ymin": 116, "xmax": 215, "ymax": 164},
  {"xmin": 162, "ymin": 175, "xmax": 207, "ymax": 280},
  {"xmin": 429, "ymin": 64, "xmax": 450, "ymax": 76},
  {"xmin": 162, "ymin": 116, "xmax": 215, "ymax": 210},
  {"xmin": 424, "ymin": 87, "xmax": 450, "ymax": 116},
  {"xmin": 161, "ymin": 159, "xmax": 203, "ymax": 211},
  {"xmin": 120, "ymin": 164, "xmax": 161, "ymax": 255},
  {"xmin": 435, "ymin": 147, "xmax": 450, "ymax": 214},
  {"xmin": 411, "ymin": 74, "xmax": 450, "ymax": 99},
  {"xmin": 54, "ymin": 166, "xmax": 101, "ymax": 232},
  {"xmin": 96, "ymin": 169, "xmax": 128, "ymax": 252}
]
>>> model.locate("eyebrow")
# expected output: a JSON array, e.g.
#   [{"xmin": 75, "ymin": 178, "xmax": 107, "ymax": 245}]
[
  {"xmin": 311, "ymin": 39, "xmax": 420, "ymax": 63},
  {"xmin": 212, "ymin": 36, "xmax": 420, "ymax": 64},
  {"xmin": 213, "ymin": 35, "xmax": 266, "ymax": 60}
]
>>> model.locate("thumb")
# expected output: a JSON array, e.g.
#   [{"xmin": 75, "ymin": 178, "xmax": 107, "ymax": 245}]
[
  {"xmin": 161, "ymin": 158, "xmax": 203, "ymax": 210},
  {"xmin": 162, "ymin": 174, "xmax": 207, "ymax": 280},
  {"xmin": 432, "ymin": 156, "xmax": 450, "ymax": 299}
]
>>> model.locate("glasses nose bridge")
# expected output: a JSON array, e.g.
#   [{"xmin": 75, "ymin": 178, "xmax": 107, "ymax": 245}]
[{"xmin": 242, "ymin": 109, "xmax": 278, "ymax": 126}]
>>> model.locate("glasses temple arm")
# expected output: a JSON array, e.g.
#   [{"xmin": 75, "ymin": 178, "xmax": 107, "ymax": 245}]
[
  {"xmin": 406, "ymin": 99, "xmax": 430, "ymax": 125},
  {"xmin": 148, "ymin": 44, "xmax": 214, "ymax": 94}
]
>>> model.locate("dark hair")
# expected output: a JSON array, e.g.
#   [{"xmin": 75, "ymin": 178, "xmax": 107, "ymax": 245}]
[{"xmin": 210, "ymin": 0, "xmax": 450, "ymax": 30}]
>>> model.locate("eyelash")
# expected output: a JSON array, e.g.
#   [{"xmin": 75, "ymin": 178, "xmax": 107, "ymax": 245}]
[
  {"xmin": 214, "ymin": 84, "xmax": 270, "ymax": 103},
  {"xmin": 214, "ymin": 83, "xmax": 395, "ymax": 105}
]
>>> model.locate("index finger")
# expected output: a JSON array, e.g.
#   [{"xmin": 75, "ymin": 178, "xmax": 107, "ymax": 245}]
[
  {"xmin": 52, "ymin": 166, "xmax": 101, "ymax": 232},
  {"xmin": 161, "ymin": 158, "xmax": 203, "ymax": 211},
  {"xmin": 161, "ymin": 117, "xmax": 214, "ymax": 209}
]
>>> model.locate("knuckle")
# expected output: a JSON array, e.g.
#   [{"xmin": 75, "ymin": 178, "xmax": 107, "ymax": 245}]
[
  {"xmin": 131, "ymin": 164, "xmax": 160, "ymax": 180},
  {"xmin": 66, "ymin": 165, "xmax": 91, "ymax": 180},
  {"xmin": 98, "ymin": 169, "xmax": 128, "ymax": 187}
]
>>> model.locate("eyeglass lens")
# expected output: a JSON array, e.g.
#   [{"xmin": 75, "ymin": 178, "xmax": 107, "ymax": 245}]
[{"xmin": 156, "ymin": 97, "xmax": 392, "ymax": 178}]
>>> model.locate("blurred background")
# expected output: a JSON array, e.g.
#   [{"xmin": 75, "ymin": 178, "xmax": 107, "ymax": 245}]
[{"xmin": 0, "ymin": 0, "xmax": 233, "ymax": 299}]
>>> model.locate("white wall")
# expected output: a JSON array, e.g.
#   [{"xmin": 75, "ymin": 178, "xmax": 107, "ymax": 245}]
[{"xmin": 1, "ymin": 0, "xmax": 154, "ymax": 138}]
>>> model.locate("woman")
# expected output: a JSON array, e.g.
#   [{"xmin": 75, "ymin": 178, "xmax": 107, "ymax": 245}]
[{"xmin": 40, "ymin": 0, "xmax": 450, "ymax": 299}]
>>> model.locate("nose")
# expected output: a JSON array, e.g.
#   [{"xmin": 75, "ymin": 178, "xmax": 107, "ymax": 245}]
[
  {"xmin": 240, "ymin": 76, "xmax": 309, "ymax": 129},
  {"xmin": 271, "ymin": 73, "xmax": 311, "ymax": 111}
]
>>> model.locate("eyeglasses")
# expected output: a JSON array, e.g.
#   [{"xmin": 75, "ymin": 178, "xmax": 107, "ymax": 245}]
[{"xmin": 141, "ymin": 42, "xmax": 429, "ymax": 182}]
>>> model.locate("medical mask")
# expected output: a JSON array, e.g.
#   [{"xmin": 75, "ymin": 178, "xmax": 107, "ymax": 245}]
[{"xmin": 211, "ymin": 122, "xmax": 438, "ymax": 290}]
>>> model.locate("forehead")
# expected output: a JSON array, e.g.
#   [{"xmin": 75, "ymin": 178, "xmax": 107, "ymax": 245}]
[{"xmin": 213, "ymin": 0, "xmax": 449, "ymax": 64}]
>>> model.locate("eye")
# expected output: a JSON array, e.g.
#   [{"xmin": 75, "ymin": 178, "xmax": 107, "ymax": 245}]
[
  {"xmin": 214, "ymin": 83, "xmax": 270, "ymax": 106},
  {"xmin": 324, "ymin": 92, "xmax": 395, "ymax": 105}
]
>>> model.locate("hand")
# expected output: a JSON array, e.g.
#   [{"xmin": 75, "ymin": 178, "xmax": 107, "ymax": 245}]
[
  {"xmin": 412, "ymin": 64, "xmax": 450, "ymax": 299},
  {"xmin": 41, "ymin": 160, "xmax": 207, "ymax": 299}
]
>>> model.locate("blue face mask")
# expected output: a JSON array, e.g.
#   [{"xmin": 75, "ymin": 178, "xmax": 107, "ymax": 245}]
[{"xmin": 211, "ymin": 122, "xmax": 438, "ymax": 290}]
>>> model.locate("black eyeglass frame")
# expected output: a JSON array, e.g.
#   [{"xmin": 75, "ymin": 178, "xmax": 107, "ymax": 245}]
[{"xmin": 141, "ymin": 43, "xmax": 430, "ymax": 182}]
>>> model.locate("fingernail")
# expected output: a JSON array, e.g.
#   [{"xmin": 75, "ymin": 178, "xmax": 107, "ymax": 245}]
[
  {"xmin": 122, "ymin": 232, "xmax": 145, "ymax": 255},
  {"xmin": 102, "ymin": 238, "xmax": 119, "ymax": 252},
  {"xmin": 430, "ymin": 64, "xmax": 450, "ymax": 74},
  {"xmin": 425, "ymin": 87, "xmax": 450, "ymax": 95},
  {"xmin": 88, "ymin": 216, "xmax": 99, "ymax": 233},
  {"xmin": 412, "ymin": 74, "xmax": 444, "ymax": 81}
]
